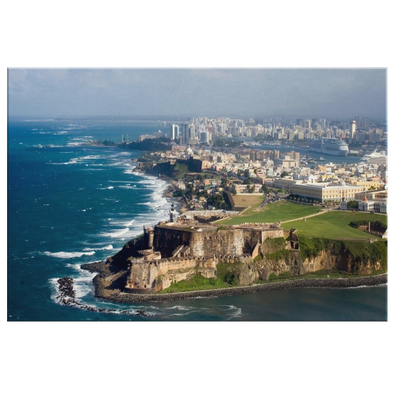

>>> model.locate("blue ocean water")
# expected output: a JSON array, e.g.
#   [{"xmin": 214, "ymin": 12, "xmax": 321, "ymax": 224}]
[{"xmin": 7, "ymin": 118, "xmax": 387, "ymax": 321}]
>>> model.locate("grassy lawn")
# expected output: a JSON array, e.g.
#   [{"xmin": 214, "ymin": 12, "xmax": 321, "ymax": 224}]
[
  {"xmin": 232, "ymin": 194, "xmax": 265, "ymax": 209},
  {"xmin": 281, "ymin": 211, "xmax": 387, "ymax": 239},
  {"xmin": 220, "ymin": 200, "xmax": 321, "ymax": 225}
]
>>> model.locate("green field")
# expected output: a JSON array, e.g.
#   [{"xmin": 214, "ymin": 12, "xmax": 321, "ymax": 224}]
[
  {"xmin": 220, "ymin": 200, "xmax": 322, "ymax": 225},
  {"xmin": 281, "ymin": 211, "xmax": 387, "ymax": 239},
  {"xmin": 219, "ymin": 199, "xmax": 387, "ymax": 240}
]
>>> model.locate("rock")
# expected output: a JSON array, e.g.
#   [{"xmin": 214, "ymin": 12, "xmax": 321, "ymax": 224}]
[{"xmin": 136, "ymin": 310, "xmax": 148, "ymax": 317}]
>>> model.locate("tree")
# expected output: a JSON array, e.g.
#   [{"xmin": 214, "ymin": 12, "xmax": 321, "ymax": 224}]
[
  {"xmin": 207, "ymin": 193, "xmax": 226, "ymax": 210},
  {"xmin": 347, "ymin": 200, "xmax": 358, "ymax": 209},
  {"xmin": 281, "ymin": 171, "xmax": 289, "ymax": 178}
]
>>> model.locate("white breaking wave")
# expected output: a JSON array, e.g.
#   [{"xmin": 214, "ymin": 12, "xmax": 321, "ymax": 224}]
[
  {"xmin": 123, "ymin": 169, "xmax": 135, "ymax": 175},
  {"xmin": 66, "ymin": 142, "xmax": 85, "ymax": 147},
  {"xmin": 226, "ymin": 305, "xmax": 242, "ymax": 320},
  {"xmin": 166, "ymin": 305, "xmax": 195, "ymax": 311},
  {"xmin": 72, "ymin": 274, "xmax": 96, "ymax": 299},
  {"xmin": 97, "ymin": 186, "xmax": 114, "ymax": 190},
  {"xmin": 48, "ymin": 157, "xmax": 78, "ymax": 165},
  {"xmin": 83, "ymin": 245, "xmax": 113, "ymax": 252},
  {"xmin": 345, "ymin": 283, "xmax": 387, "ymax": 290},
  {"xmin": 43, "ymin": 250, "xmax": 96, "ymax": 259},
  {"xmin": 108, "ymin": 180, "xmax": 133, "ymax": 183},
  {"xmin": 100, "ymin": 227, "xmax": 130, "ymax": 238}
]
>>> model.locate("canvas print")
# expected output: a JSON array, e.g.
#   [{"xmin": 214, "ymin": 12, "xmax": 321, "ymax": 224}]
[{"xmin": 7, "ymin": 68, "xmax": 387, "ymax": 321}]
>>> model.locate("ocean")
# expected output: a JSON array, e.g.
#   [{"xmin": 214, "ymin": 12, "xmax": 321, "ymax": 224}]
[{"xmin": 7, "ymin": 118, "xmax": 387, "ymax": 321}]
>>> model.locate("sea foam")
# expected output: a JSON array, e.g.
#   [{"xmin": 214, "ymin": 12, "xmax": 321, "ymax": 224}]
[{"xmin": 43, "ymin": 250, "xmax": 96, "ymax": 259}]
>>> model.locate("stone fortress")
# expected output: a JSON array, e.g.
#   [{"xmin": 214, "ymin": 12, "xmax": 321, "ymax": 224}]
[
  {"xmin": 124, "ymin": 204, "xmax": 287, "ymax": 293},
  {"xmin": 114, "ymin": 203, "xmax": 385, "ymax": 294},
  {"xmin": 83, "ymin": 203, "xmax": 386, "ymax": 299}
]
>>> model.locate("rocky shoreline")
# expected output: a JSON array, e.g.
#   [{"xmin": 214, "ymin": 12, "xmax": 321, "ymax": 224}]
[{"xmin": 84, "ymin": 269, "xmax": 387, "ymax": 304}]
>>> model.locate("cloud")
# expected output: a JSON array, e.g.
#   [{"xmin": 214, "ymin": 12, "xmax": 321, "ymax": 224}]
[{"xmin": 7, "ymin": 68, "xmax": 386, "ymax": 119}]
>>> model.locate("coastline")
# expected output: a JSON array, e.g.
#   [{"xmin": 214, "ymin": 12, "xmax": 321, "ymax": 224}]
[
  {"xmin": 133, "ymin": 166, "xmax": 188, "ymax": 213},
  {"xmin": 78, "ymin": 149, "xmax": 387, "ymax": 305},
  {"xmin": 86, "ymin": 269, "xmax": 387, "ymax": 303}
]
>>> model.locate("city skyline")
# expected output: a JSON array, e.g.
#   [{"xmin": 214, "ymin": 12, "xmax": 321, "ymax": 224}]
[{"xmin": 8, "ymin": 68, "xmax": 387, "ymax": 120}]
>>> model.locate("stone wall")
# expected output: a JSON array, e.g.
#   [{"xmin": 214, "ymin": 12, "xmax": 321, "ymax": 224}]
[
  {"xmin": 189, "ymin": 228, "xmax": 245, "ymax": 257},
  {"xmin": 127, "ymin": 260, "xmax": 160, "ymax": 292},
  {"xmin": 153, "ymin": 226, "xmax": 192, "ymax": 258},
  {"xmin": 261, "ymin": 228, "xmax": 285, "ymax": 243}
]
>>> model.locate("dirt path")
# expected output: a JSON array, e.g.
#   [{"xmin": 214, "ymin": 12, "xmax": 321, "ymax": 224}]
[{"xmin": 280, "ymin": 208, "xmax": 332, "ymax": 224}]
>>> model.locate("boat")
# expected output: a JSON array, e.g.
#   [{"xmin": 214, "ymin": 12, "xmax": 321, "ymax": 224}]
[
  {"xmin": 319, "ymin": 156, "xmax": 325, "ymax": 161},
  {"xmin": 360, "ymin": 150, "xmax": 387, "ymax": 165},
  {"xmin": 309, "ymin": 137, "xmax": 348, "ymax": 156}
]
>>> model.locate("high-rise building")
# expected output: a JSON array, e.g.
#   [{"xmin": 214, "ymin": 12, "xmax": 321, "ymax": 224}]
[
  {"xmin": 351, "ymin": 120, "xmax": 357, "ymax": 139},
  {"xmin": 319, "ymin": 119, "xmax": 327, "ymax": 129},
  {"xmin": 200, "ymin": 131, "xmax": 209, "ymax": 144},
  {"xmin": 189, "ymin": 125, "xmax": 195, "ymax": 141},
  {"xmin": 181, "ymin": 123, "xmax": 189, "ymax": 144},
  {"xmin": 294, "ymin": 151, "xmax": 300, "ymax": 166},
  {"xmin": 170, "ymin": 124, "xmax": 179, "ymax": 140}
]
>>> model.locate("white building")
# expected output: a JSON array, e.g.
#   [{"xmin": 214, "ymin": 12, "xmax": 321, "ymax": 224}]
[
  {"xmin": 170, "ymin": 124, "xmax": 179, "ymax": 140},
  {"xmin": 351, "ymin": 120, "xmax": 357, "ymax": 139},
  {"xmin": 355, "ymin": 190, "xmax": 388, "ymax": 213}
]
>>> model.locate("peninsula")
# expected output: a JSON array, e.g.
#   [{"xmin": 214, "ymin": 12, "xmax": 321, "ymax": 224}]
[
  {"xmin": 73, "ymin": 116, "xmax": 388, "ymax": 304},
  {"xmin": 78, "ymin": 205, "xmax": 387, "ymax": 304}
]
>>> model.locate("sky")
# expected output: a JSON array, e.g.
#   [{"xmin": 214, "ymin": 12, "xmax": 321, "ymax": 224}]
[{"xmin": 8, "ymin": 68, "xmax": 387, "ymax": 121}]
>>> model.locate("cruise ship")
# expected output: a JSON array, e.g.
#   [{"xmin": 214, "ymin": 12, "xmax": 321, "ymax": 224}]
[
  {"xmin": 309, "ymin": 138, "xmax": 349, "ymax": 156},
  {"xmin": 360, "ymin": 150, "xmax": 387, "ymax": 165}
]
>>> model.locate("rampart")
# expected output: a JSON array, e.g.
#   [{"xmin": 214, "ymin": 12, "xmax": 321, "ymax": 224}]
[{"xmin": 124, "ymin": 222, "xmax": 285, "ymax": 293}]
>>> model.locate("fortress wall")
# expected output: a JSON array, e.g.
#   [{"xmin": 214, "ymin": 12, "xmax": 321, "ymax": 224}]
[
  {"xmin": 153, "ymin": 226, "xmax": 192, "ymax": 258},
  {"xmin": 240, "ymin": 228, "xmax": 284, "ymax": 254},
  {"xmin": 189, "ymin": 229, "xmax": 245, "ymax": 257},
  {"xmin": 128, "ymin": 261, "xmax": 159, "ymax": 290},
  {"xmin": 157, "ymin": 257, "xmax": 198, "ymax": 275},
  {"xmin": 261, "ymin": 229, "xmax": 284, "ymax": 243},
  {"xmin": 242, "ymin": 229, "xmax": 262, "ymax": 254}
]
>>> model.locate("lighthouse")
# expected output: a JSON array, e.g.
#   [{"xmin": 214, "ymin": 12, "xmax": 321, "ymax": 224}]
[{"xmin": 169, "ymin": 203, "xmax": 178, "ymax": 222}]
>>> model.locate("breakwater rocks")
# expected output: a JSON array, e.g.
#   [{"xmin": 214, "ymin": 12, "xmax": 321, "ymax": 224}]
[
  {"xmin": 56, "ymin": 277, "xmax": 99, "ymax": 312},
  {"xmin": 57, "ymin": 277, "xmax": 76, "ymax": 305},
  {"xmin": 56, "ymin": 276, "xmax": 150, "ymax": 317},
  {"xmin": 92, "ymin": 273, "xmax": 388, "ymax": 303}
]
